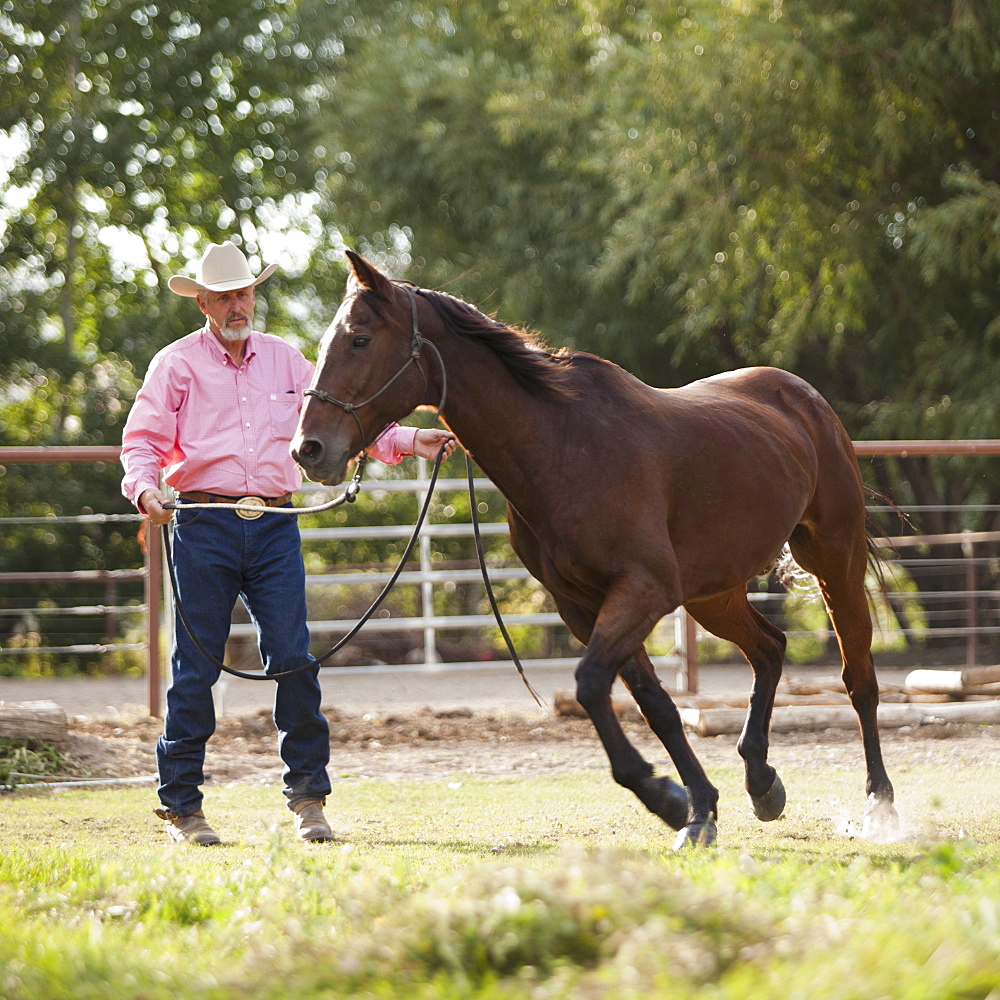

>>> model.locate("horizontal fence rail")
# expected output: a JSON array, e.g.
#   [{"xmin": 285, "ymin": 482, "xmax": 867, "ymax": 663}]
[
  {"xmin": 1, "ymin": 441, "xmax": 999, "ymax": 717},
  {"xmin": 293, "ymin": 468, "xmax": 693, "ymax": 689},
  {"xmin": 0, "ymin": 446, "xmax": 163, "ymax": 714}
]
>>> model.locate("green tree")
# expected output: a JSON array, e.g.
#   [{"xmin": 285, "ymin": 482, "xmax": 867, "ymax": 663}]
[
  {"xmin": 314, "ymin": 1, "xmax": 998, "ymax": 390},
  {"xmin": 0, "ymin": 0, "xmax": 348, "ymax": 668},
  {"xmin": 0, "ymin": 0, "xmax": 346, "ymax": 396},
  {"xmin": 4, "ymin": 0, "xmax": 999, "ymax": 668},
  {"xmin": 302, "ymin": 0, "xmax": 622, "ymax": 355},
  {"xmin": 310, "ymin": 0, "xmax": 1000, "ymax": 651},
  {"xmin": 313, "ymin": 0, "xmax": 1000, "ymax": 512}
]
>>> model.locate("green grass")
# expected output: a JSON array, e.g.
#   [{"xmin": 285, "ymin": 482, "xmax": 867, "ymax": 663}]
[{"xmin": 2, "ymin": 757, "xmax": 1000, "ymax": 999}]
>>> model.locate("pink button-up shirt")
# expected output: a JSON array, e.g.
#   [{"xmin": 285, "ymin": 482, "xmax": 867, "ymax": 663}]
[{"xmin": 121, "ymin": 327, "xmax": 417, "ymax": 509}]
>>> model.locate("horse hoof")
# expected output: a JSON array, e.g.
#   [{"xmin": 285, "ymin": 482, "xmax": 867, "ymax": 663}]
[
  {"xmin": 639, "ymin": 775, "xmax": 689, "ymax": 830},
  {"xmin": 862, "ymin": 794, "xmax": 901, "ymax": 842},
  {"xmin": 750, "ymin": 773, "xmax": 786, "ymax": 822},
  {"xmin": 673, "ymin": 819, "xmax": 718, "ymax": 850}
]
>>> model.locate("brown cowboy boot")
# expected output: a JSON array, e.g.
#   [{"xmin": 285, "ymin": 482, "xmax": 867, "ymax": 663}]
[
  {"xmin": 154, "ymin": 808, "xmax": 221, "ymax": 845},
  {"xmin": 290, "ymin": 800, "xmax": 333, "ymax": 842}
]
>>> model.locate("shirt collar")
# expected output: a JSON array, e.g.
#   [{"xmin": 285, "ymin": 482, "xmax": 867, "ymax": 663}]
[{"xmin": 200, "ymin": 325, "xmax": 258, "ymax": 367}]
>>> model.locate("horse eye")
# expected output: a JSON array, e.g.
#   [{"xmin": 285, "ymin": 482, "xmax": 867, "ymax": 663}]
[{"xmin": 351, "ymin": 335, "xmax": 371, "ymax": 350}]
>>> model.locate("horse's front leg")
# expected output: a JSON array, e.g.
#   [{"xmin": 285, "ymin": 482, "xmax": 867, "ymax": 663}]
[
  {"xmin": 513, "ymin": 515, "xmax": 711, "ymax": 846},
  {"xmin": 575, "ymin": 650, "xmax": 693, "ymax": 835},
  {"xmin": 567, "ymin": 587, "xmax": 717, "ymax": 847},
  {"xmin": 618, "ymin": 651, "xmax": 720, "ymax": 843}
]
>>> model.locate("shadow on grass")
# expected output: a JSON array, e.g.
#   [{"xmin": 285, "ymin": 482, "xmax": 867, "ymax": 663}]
[{"xmin": 350, "ymin": 836, "xmax": 560, "ymax": 858}]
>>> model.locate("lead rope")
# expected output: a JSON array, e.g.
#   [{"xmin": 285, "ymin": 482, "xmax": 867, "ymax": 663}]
[
  {"xmin": 467, "ymin": 453, "xmax": 543, "ymax": 707},
  {"xmin": 163, "ymin": 443, "xmax": 540, "ymax": 704},
  {"xmin": 162, "ymin": 456, "xmax": 370, "ymax": 517},
  {"xmin": 164, "ymin": 444, "xmax": 448, "ymax": 680},
  {"xmin": 161, "ymin": 280, "xmax": 536, "ymax": 701}
]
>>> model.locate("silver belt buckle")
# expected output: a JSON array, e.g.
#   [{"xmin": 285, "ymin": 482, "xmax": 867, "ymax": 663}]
[{"xmin": 235, "ymin": 495, "xmax": 266, "ymax": 520}]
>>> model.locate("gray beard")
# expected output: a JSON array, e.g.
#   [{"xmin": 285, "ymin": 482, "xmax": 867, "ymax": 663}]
[{"xmin": 218, "ymin": 322, "xmax": 250, "ymax": 343}]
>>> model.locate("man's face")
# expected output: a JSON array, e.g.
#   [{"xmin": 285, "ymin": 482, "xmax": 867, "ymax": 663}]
[{"xmin": 198, "ymin": 285, "xmax": 256, "ymax": 342}]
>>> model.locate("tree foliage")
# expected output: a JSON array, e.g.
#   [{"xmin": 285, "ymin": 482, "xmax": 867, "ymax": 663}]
[
  {"xmin": 313, "ymin": 0, "xmax": 1000, "ymax": 522},
  {"xmin": 2, "ymin": 0, "xmax": 999, "ymax": 667},
  {"xmin": 0, "ymin": 0, "xmax": 350, "ymax": 666},
  {"xmin": 1, "ymin": 0, "xmax": 345, "ymax": 421}
]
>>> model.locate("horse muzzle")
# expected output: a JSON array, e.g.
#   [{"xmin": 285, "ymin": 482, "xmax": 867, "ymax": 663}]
[{"xmin": 290, "ymin": 433, "xmax": 352, "ymax": 486}]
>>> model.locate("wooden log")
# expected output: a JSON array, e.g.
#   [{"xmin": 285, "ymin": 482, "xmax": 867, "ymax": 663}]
[
  {"xmin": 552, "ymin": 691, "xmax": 640, "ymax": 720},
  {"xmin": 905, "ymin": 665, "xmax": 1000, "ymax": 695},
  {"xmin": 681, "ymin": 699, "xmax": 1000, "ymax": 737},
  {"xmin": 780, "ymin": 675, "xmax": 843, "ymax": 697},
  {"xmin": 674, "ymin": 692, "xmax": 852, "ymax": 710},
  {"xmin": 905, "ymin": 669, "xmax": 969, "ymax": 694},
  {"xmin": 903, "ymin": 692, "xmax": 971, "ymax": 703},
  {"xmin": 963, "ymin": 665, "xmax": 1000, "ymax": 687},
  {"xmin": 0, "ymin": 700, "xmax": 69, "ymax": 746},
  {"xmin": 775, "ymin": 692, "xmax": 851, "ymax": 706},
  {"xmin": 555, "ymin": 690, "xmax": 850, "ymax": 719},
  {"xmin": 781, "ymin": 674, "xmax": 904, "ymax": 698},
  {"xmin": 967, "ymin": 683, "xmax": 1000, "ymax": 696}
]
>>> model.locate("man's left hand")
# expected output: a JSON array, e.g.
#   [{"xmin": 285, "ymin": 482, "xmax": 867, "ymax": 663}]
[{"xmin": 412, "ymin": 429, "xmax": 458, "ymax": 461}]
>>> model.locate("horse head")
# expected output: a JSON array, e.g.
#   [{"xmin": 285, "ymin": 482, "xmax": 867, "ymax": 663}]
[{"xmin": 292, "ymin": 251, "xmax": 432, "ymax": 485}]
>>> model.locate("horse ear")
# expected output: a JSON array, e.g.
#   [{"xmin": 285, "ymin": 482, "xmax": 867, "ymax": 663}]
[{"xmin": 345, "ymin": 250, "xmax": 394, "ymax": 301}]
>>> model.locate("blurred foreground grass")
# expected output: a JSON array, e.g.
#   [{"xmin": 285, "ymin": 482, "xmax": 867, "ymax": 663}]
[{"xmin": 2, "ymin": 761, "xmax": 1000, "ymax": 999}]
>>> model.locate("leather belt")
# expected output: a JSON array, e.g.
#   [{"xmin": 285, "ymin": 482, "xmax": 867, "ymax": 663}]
[{"xmin": 176, "ymin": 491, "xmax": 293, "ymax": 506}]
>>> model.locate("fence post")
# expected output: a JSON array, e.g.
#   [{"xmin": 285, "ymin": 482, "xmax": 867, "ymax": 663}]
[
  {"xmin": 104, "ymin": 575, "xmax": 117, "ymax": 641},
  {"xmin": 145, "ymin": 522, "xmax": 163, "ymax": 718},
  {"xmin": 684, "ymin": 612, "xmax": 700, "ymax": 694},
  {"xmin": 963, "ymin": 532, "xmax": 977, "ymax": 671},
  {"xmin": 416, "ymin": 457, "xmax": 439, "ymax": 665}
]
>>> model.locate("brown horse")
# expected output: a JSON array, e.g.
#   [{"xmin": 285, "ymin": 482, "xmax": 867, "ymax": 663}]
[{"xmin": 292, "ymin": 251, "xmax": 898, "ymax": 847}]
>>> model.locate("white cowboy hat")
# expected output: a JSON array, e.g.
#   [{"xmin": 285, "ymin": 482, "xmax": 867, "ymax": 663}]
[{"xmin": 167, "ymin": 241, "xmax": 278, "ymax": 297}]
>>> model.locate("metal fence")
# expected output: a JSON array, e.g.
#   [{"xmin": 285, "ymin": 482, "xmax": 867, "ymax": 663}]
[
  {"xmin": 1, "ymin": 441, "xmax": 999, "ymax": 717},
  {"xmin": 0, "ymin": 446, "xmax": 163, "ymax": 712},
  {"xmin": 206, "ymin": 464, "xmax": 697, "ymax": 693},
  {"xmin": 0, "ymin": 448, "xmax": 692, "ymax": 715},
  {"xmin": 852, "ymin": 440, "xmax": 1000, "ymax": 671}
]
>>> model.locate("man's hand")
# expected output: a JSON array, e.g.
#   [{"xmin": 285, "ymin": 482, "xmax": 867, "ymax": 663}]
[
  {"xmin": 139, "ymin": 488, "xmax": 175, "ymax": 525},
  {"xmin": 412, "ymin": 429, "xmax": 457, "ymax": 461}
]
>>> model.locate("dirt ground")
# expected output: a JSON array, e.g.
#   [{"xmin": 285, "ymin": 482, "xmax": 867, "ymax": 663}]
[
  {"xmin": 61, "ymin": 694, "xmax": 1000, "ymax": 791},
  {"xmin": 5, "ymin": 660, "xmax": 999, "ymax": 791}
]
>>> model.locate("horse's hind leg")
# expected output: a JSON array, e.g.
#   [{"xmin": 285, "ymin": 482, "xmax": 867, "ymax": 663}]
[
  {"xmin": 685, "ymin": 589, "xmax": 789, "ymax": 821},
  {"xmin": 554, "ymin": 590, "xmax": 714, "ymax": 846},
  {"xmin": 789, "ymin": 527, "xmax": 897, "ymax": 834}
]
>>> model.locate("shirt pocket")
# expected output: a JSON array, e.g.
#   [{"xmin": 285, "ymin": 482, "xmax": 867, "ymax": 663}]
[{"xmin": 268, "ymin": 392, "xmax": 301, "ymax": 442}]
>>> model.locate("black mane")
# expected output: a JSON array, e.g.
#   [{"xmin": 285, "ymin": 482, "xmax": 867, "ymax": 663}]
[{"xmin": 415, "ymin": 287, "xmax": 579, "ymax": 398}]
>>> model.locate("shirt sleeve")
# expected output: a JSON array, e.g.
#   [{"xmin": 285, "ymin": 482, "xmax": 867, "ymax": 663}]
[
  {"xmin": 120, "ymin": 355, "xmax": 182, "ymax": 510},
  {"xmin": 368, "ymin": 424, "xmax": 419, "ymax": 465}
]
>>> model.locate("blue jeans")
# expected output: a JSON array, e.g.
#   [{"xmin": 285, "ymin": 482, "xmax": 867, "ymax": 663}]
[{"xmin": 157, "ymin": 502, "xmax": 331, "ymax": 815}]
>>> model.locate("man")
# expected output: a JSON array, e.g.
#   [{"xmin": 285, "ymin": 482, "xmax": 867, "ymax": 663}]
[{"xmin": 121, "ymin": 241, "xmax": 455, "ymax": 845}]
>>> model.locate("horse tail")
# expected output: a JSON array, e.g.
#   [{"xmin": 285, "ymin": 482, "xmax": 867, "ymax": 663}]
[{"xmin": 863, "ymin": 486, "xmax": 910, "ymax": 597}]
